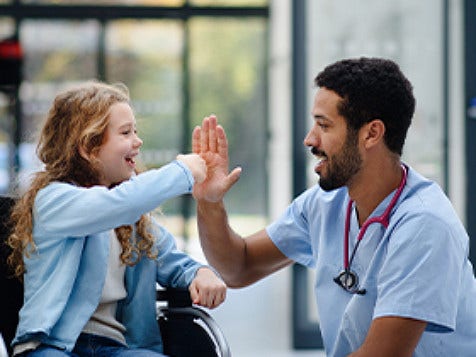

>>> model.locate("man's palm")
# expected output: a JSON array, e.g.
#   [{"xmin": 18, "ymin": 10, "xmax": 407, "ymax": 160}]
[{"xmin": 192, "ymin": 116, "xmax": 241, "ymax": 202}]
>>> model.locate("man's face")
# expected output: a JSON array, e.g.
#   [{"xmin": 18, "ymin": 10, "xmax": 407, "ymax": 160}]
[{"xmin": 304, "ymin": 88, "xmax": 362, "ymax": 191}]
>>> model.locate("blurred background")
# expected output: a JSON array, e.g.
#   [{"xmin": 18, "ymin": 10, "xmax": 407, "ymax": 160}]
[{"xmin": 0, "ymin": 0, "xmax": 475, "ymax": 355}]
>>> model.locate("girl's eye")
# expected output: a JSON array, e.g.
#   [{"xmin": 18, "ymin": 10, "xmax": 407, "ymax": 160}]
[{"xmin": 122, "ymin": 130, "xmax": 131, "ymax": 135}]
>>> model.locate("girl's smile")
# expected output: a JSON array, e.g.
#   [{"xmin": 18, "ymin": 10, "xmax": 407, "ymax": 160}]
[{"xmin": 96, "ymin": 102, "xmax": 143, "ymax": 186}]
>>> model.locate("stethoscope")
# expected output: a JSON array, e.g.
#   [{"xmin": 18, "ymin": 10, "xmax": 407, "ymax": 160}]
[{"xmin": 333, "ymin": 164, "xmax": 408, "ymax": 295}]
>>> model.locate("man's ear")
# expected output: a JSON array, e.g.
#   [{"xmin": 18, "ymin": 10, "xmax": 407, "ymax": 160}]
[{"xmin": 361, "ymin": 119, "xmax": 385, "ymax": 149}]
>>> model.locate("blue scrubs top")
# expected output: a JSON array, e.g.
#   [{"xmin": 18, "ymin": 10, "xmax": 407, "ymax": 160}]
[{"xmin": 267, "ymin": 166, "xmax": 476, "ymax": 356}]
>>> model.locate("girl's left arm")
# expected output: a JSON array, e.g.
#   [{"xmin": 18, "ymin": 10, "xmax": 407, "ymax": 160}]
[{"xmin": 153, "ymin": 222, "xmax": 226, "ymax": 309}]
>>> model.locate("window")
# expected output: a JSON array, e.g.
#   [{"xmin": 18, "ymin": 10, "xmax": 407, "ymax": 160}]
[{"xmin": 0, "ymin": 2, "xmax": 269, "ymax": 246}]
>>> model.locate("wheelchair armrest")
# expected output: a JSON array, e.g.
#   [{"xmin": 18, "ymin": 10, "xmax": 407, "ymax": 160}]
[{"xmin": 156, "ymin": 287, "xmax": 192, "ymax": 308}]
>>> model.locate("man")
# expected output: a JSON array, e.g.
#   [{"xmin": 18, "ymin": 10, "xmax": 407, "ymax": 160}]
[{"xmin": 192, "ymin": 57, "xmax": 476, "ymax": 356}]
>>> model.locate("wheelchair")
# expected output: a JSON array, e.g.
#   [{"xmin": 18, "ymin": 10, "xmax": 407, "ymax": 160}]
[{"xmin": 0, "ymin": 195, "xmax": 230, "ymax": 357}]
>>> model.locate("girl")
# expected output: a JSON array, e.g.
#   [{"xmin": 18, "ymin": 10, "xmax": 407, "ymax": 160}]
[{"xmin": 7, "ymin": 81, "xmax": 226, "ymax": 356}]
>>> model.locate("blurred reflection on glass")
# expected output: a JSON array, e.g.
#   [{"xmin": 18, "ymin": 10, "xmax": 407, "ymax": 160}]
[
  {"xmin": 190, "ymin": 17, "xmax": 267, "ymax": 216},
  {"xmin": 308, "ymin": 0, "xmax": 443, "ymax": 186}
]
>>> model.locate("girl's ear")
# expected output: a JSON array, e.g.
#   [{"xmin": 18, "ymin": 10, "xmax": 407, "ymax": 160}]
[{"xmin": 78, "ymin": 145, "xmax": 90, "ymax": 161}]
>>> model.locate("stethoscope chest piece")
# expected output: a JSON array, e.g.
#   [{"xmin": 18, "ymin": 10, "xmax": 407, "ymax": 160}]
[
  {"xmin": 335, "ymin": 270, "xmax": 358, "ymax": 289},
  {"xmin": 333, "ymin": 269, "xmax": 366, "ymax": 295}
]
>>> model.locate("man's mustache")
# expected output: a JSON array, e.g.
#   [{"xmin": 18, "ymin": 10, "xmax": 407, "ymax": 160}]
[{"xmin": 310, "ymin": 147, "xmax": 326, "ymax": 157}]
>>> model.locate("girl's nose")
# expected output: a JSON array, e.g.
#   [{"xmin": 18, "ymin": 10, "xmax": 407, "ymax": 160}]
[{"xmin": 134, "ymin": 135, "xmax": 143, "ymax": 148}]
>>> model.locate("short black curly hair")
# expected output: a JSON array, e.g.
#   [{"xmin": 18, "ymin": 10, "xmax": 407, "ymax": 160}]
[{"xmin": 314, "ymin": 57, "xmax": 415, "ymax": 155}]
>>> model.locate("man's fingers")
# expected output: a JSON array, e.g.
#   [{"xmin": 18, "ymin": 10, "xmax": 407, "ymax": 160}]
[
  {"xmin": 192, "ymin": 126, "xmax": 201, "ymax": 154},
  {"xmin": 225, "ymin": 167, "xmax": 242, "ymax": 189},
  {"xmin": 208, "ymin": 114, "xmax": 217, "ymax": 153},
  {"xmin": 200, "ymin": 116, "xmax": 210, "ymax": 152},
  {"xmin": 216, "ymin": 124, "xmax": 229, "ymax": 158}
]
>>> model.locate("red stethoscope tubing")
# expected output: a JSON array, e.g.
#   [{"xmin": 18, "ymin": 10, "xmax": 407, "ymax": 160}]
[{"xmin": 343, "ymin": 165, "xmax": 408, "ymax": 271}]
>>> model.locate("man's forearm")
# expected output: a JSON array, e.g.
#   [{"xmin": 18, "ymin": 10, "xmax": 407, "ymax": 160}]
[{"xmin": 197, "ymin": 200, "xmax": 246, "ymax": 286}]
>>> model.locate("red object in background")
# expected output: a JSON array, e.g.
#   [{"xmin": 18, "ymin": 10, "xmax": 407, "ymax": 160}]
[
  {"xmin": 0, "ymin": 39, "xmax": 23, "ymax": 60},
  {"xmin": 0, "ymin": 37, "xmax": 23, "ymax": 87}
]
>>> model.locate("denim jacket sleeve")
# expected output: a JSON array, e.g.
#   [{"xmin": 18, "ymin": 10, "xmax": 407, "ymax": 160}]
[{"xmin": 33, "ymin": 160, "xmax": 194, "ymax": 238}]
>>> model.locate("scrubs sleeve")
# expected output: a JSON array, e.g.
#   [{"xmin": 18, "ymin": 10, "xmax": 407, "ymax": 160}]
[
  {"xmin": 266, "ymin": 193, "xmax": 316, "ymax": 268},
  {"xmin": 374, "ymin": 213, "xmax": 465, "ymax": 332}
]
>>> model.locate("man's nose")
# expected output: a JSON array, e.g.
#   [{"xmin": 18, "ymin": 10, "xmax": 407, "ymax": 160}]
[{"xmin": 303, "ymin": 129, "xmax": 318, "ymax": 147}]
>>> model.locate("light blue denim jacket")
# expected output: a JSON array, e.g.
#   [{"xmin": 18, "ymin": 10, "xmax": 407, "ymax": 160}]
[{"xmin": 12, "ymin": 160, "xmax": 204, "ymax": 353}]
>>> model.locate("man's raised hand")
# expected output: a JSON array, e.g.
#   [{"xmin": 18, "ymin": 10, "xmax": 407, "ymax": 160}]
[{"xmin": 192, "ymin": 115, "xmax": 242, "ymax": 202}]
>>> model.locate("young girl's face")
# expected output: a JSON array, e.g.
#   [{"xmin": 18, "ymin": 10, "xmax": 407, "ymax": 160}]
[{"xmin": 96, "ymin": 102, "xmax": 143, "ymax": 187}]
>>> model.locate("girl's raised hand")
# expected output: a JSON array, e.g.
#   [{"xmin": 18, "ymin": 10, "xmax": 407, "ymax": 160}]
[{"xmin": 176, "ymin": 153, "xmax": 207, "ymax": 184}]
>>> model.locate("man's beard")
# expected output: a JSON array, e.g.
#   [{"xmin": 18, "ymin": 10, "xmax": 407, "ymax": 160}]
[{"xmin": 318, "ymin": 131, "xmax": 362, "ymax": 191}]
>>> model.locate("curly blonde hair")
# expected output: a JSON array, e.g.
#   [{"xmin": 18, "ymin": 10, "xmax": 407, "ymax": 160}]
[{"xmin": 7, "ymin": 81, "xmax": 157, "ymax": 278}]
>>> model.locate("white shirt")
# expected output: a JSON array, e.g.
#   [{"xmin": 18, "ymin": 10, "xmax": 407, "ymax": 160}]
[{"xmin": 82, "ymin": 230, "xmax": 127, "ymax": 344}]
